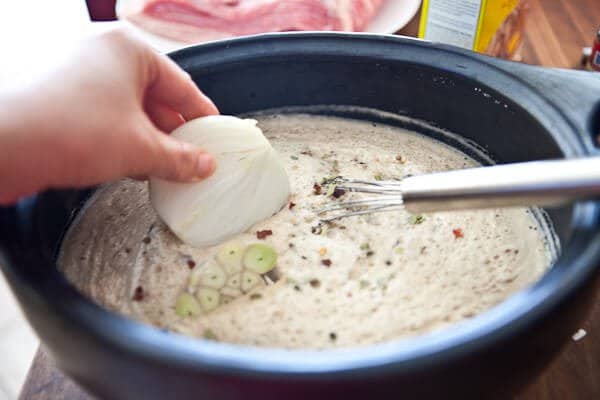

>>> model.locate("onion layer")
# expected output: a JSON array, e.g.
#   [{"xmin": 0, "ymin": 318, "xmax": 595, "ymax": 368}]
[{"xmin": 150, "ymin": 116, "xmax": 290, "ymax": 247}]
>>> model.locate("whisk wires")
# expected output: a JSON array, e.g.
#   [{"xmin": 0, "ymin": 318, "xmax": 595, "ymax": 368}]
[{"xmin": 318, "ymin": 178, "xmax": 405, "ymax": 223}]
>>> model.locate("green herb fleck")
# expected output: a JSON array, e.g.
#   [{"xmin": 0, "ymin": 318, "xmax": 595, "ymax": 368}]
[
  {"xmin": 290, "ymin": 155, "xmax": 299, "ymax": 160},
  {"xmin": 377, "ymin": 276, "xmax": 389, "ymax": 287},
  {"xmin": 332, "ymin": 159, "xmax": 340, "ymax": 173},
  {"xmin": 360, "ymin": 243, "xmax": 370, "ymax": 251},
  {"xmin": 203, "ymin": 328, "xmax": 218, "ymax": 341},
  {"xmin": 374, "ymin": 173, "xmax": 384, "ymax": 181},
  {"xmin": 359, "ymin": 280, "xmax": 370, "ymax": 289},
  {"xmin": 326, "ymin": 184, "xmax": 337, "ymax": 197},
  {"xmin": 394, "ymin": 246, "xmax": 404, "ymax": 254},
  {"xmin": 320, "ymin": 175, "xmax": 342, "ymax": 185},
  {"xmin": 409, "ymin": 215, "xmax": 425, "ymax": 225},
  {"xmin": 287, "ymin": 278, "xmax": 297, "ymax": 285}
]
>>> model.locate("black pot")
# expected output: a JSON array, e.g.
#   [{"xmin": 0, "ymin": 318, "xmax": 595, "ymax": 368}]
[{"xmin": 2, "ymin": 33, "xmax": 600, "ymax": 399}]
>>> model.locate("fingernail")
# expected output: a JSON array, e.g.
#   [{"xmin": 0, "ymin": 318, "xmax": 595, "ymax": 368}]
[{"xmin": 197, "ymin": 153, "xmax": 216, "ymax": 178}]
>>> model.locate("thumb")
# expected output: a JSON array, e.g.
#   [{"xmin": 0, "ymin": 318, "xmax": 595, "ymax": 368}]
[{"xmin": 147, "ymin": 133, "xmax": 216, "ymax": 182}]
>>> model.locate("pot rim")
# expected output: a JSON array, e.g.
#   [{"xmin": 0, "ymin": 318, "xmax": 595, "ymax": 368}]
[{"xmin": 5, "ymin": 32, "xmax": 600, "ymax": 379}]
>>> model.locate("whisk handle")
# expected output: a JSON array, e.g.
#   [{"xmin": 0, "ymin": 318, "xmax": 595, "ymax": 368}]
[{"xmin": 401, "ymin": 157, "xmax": 600, "ymax": 213}]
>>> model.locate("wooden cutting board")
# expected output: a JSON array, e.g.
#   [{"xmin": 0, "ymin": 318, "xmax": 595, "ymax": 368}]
[{"xmin": 18, "ymin": 1, "xmax": 600, "ymax": 398}]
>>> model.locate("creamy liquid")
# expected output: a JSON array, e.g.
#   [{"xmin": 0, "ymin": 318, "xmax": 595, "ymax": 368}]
[{"xmin": 59, "ymin": 114, "xmax": 554, "ymax": 349}]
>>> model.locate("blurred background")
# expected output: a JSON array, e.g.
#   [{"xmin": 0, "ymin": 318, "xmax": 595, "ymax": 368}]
[{"xmin": 85, "ymin": 0, "xmax": 600, "ymax": 69}]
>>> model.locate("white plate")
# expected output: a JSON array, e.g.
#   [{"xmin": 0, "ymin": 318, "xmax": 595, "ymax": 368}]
[
  {"xmin": 115, "ymin": 0, "xmax": 423, "ymax": 53},
  {"xmin": 367, "ymin": 0, "xmax": 422, "ymax": 34}
]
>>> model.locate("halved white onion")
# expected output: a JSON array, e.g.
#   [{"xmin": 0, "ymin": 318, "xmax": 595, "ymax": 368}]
[{"xmin": 150, "ymin": 116, "xmax": 290, "ymax": 247}]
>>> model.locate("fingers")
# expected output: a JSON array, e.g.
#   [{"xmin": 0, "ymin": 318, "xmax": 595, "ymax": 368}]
[
  {"xmin": 146, "ymin": 53, "xmax": 219, "ymax": 121},
  {"xmin": 150, "ymin": 134, "xmax": 216, "ymax": 182},
  {"xmin": 95, "ymin": 28, "xmax": 219, "ymax": 120},
  {"xmin": 145, "ymin": 100, "xmax": 185, "ymax": 133},
  {"xmin": 130, "ymin": 119, "xmax": 216, "ymax": 182}
]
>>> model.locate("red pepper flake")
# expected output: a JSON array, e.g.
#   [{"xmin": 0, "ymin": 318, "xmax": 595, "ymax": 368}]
[
  {"xmin": 187, "ymin": 260, "xmax": 196, "ymax": 269},
  {"xmin": 332, "ymin": 188, "xmax": 346, "ymax": 198},
  {"xmin": 256, "ymin": 230, "xmax": 273, "ymax": 240},
  {"xmin": 289, "ymin": 201, "xmax": 296, "ymax": 210},
  {"xmin": 321, "ymin": 259, "xmax": 332, "ymax": 267},
  {"xmin": 452, "ymin": 229, "xmax": 464, "ymax": 239},
  {"xmin": 313, "ymin": 183, "xmax": 322, "ymax": 195},
  {"xmin": 133, "ymin": 286, "xmax": 144, "ymax": 301}
]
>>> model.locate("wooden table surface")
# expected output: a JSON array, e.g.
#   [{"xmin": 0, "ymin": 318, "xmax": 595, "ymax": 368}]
[{"xmin": 20, "ymin": 1, "xmax": 600, "ymax": 399}]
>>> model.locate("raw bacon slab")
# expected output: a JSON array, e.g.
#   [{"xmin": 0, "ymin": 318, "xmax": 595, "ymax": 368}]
[{"xmin": 120, "ymin": 0, "xmax": 385, "ymax": 43}]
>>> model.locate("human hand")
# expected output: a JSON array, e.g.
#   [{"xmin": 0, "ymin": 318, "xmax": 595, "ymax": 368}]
[{"xmin": 0, "ymin": 28, "xmax": 218, "ymax": 205}]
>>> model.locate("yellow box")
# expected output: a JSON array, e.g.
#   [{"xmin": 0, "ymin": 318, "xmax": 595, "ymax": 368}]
[{"xmin": 418, "ymin": 0, "xmax": 527, "ymax": 58}]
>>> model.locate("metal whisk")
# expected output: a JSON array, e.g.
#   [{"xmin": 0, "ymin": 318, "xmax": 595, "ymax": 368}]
[{"xmin": 319, "ymin": 157, "xmax": 600, "ymax": 222}]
